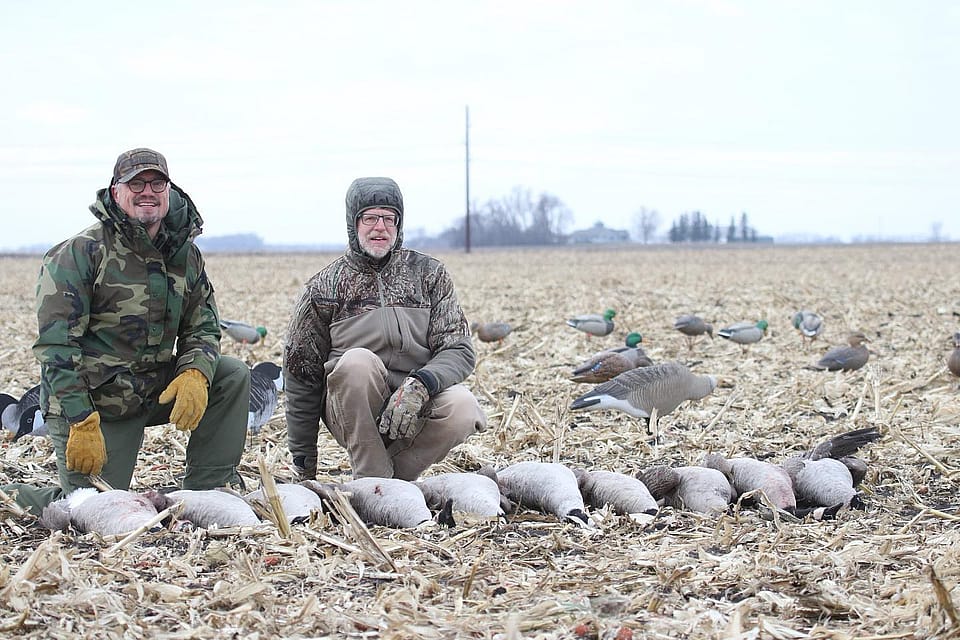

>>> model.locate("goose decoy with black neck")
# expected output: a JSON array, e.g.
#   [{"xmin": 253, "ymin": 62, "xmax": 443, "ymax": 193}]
[
  {"xmin": 0, "ymin": 384, "xmax": 45, "ymax": 440},
  {"xmin": 792, "ymin": 310, "xmax": 824, "ymax": 347},
  {"xmin": 718, "ymin": 320, "xmax": 768, "ymax": 353},
  {"xmin": 491, "ymin": 461, "xmax": 591, "ymax": 526},
  {"xmin": 571, "ymin": 332, "xmax": 652, "ymax": 383},
  {"xmin": 674, "ymin": 315, "xmax": 713, "ymax": 352},
  {"xmin": 569, "ymin": 361, "xmax": 717, "ymax": 421},
  {"xmin": 220, "ymin": 319, "xmax": 267, "ymax": 344},
  {"xmin": 566, "ymin": 308, "xmax": 616, "ymax": 338},
  {"xmin": 810, "ymin": 331, "xmax": 871, "ymax": 372},
  {"xmin": 248, "ymin": 362, "xmax": 283, "ymax": 434}
]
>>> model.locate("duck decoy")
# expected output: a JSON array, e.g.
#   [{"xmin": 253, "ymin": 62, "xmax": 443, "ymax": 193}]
[
  {"xmin": 674, "ymin": 315, "xmax": 713, "ymax": 351},
  {"xmin": 0, "ymin": 384, "xmax": 45, "ymax": 440},
  {"xmin": 220, "ymin": 319, "xmax": 267, "ymax": 344},
  {"xmin": 304, "ymin": 477, "xmax": 433, "ymax": 528},
  {"xmin": 947, "ymin": 332, "xmax": 960, "ymax": 378},
  {"xmin": 414, "ymin": 471, "xmax": 509, "ymax": 520},
  {"xmin": 569, "ymin": 361, "xmax": 717, "ymax": 421},
  {"xmin": 491, "ymin": 462, "xmax": 591, "ymax": 526},
  {"xmin": 248, "ymin": 362, "xmax": 283, "ymax": 434},
  {"xmin": 570, "ymin": 332, "xmax": 652, "ymax": 384},
  {"xmin": 718, "ymin": 320, "xmax": 768, "ymax": 353},
  {"xmin": 792, "ymin": 310, "xmax": 824, "ymax": 347},
  {"xmin": 471, "ymin": 322, "xmax": 513, "ymax": 345},
  {"xmin": 780, "ymin": 427, "xmax": 880, "ymax": 510},
  {"xmin": 566, "ymin": 308, "xmax": 616, "ymax": 338},
  {"xmin": 637, "ymin": 465, "xmax": 734, "ymax": 516},
  {"xmin": 810, "ymin": 331, "xmax": 871, "ymax": 372},
  {"xmin": 572, "ymin": 468, "xmax": 658, "ymax": 516},
  {"xmin": 160, "ymin": 489, "xmax": 262, "ymax": 528},
  {"xmin": 39, "ymin": 488, "xmax": 170, "ymax": 536}
]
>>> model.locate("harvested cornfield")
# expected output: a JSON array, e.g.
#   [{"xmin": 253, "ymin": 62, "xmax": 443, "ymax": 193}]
[{"xmin": 2, "ymin": 243, "xmax": 960, "ymax": 639}]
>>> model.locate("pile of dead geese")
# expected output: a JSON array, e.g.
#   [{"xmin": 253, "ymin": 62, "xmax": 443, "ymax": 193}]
[{"xmin": 39, "ymin": 426, "xmax": 880, "ymax": 537}]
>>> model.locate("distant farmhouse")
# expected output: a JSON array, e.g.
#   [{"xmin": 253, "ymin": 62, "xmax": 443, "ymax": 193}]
[{"xmin": 568, "ymin": 221, "xmax": 630, "ymax": 244}]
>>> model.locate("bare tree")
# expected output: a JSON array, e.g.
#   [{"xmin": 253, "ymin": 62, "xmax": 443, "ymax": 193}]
[{"xmin": 632, "ymin": 207, "xmax": 661, "ymax": 244}]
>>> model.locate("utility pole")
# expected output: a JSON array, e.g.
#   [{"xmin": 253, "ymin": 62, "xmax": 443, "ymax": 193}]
[{"xmin": 465, "ymin": 105, "xmax": 471, "ymax": 254}]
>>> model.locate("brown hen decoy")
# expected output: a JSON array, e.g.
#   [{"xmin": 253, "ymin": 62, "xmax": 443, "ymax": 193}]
[{"xmin": 811, "ymin": 331, "xmax": 871, "ymax": 372}]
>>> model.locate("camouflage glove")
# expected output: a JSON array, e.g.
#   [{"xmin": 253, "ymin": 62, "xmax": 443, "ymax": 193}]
[
  {"xmin": 158, "ymin": 369, "xmax": 209, "ymax": 431},
  {"xmin": 65, "ymin": 411, "xmax": 107, "ymax": 475},
  {"xmin": 378, "ymin": 377, "xmax": 429, "ymax": 440}
]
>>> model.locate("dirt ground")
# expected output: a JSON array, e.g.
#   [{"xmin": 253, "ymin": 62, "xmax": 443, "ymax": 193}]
[{"xmin": 2, "ymin": 243, "xmax": 960, "ymax": 639}]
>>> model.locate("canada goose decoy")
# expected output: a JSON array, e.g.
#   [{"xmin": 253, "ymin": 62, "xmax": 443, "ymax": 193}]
[
  {"xmin": 572, "ymin": 468, "xmax": 658, "ymax": 516},
  {"xmin": 674, "ymin": 315, "xmax": 713, "ymax": 352},
  {"xmin": 493, "ymin": 461, "xmax": 591, "ymax": 526},
  {"xmin": 414, "ymin": 471, "xmax": 509, "ymax": 520},
  {"xmin": 220, "ymin": 319, "xmax": 267, "ymax": 344},
  {"xmin": 571, "ymin": 332, "xmax": 652, "ymax": 383},
  {"xmin": 566, "ymin": 308, "xmax": 616, "ymax": 338},
  {"xmin": 780, "ymin": 427, "xmax": 881, "ymax": 510},
  {"xmin": 471, "ymin": 322, "xmax": 513, "ymax": 345},
  {"xmin": 569, "ymin": 361, "xmax": 717, "ymax": 421},
  {"xmin": 792, "ymin": 310, "xmax": 824, "ymax": 347},
  {"xmin": 810, "ymin": 331, "xmax": 871, "ymax": 372},
  {"xmin": 248, "ymin": 362, "xmax": 283, "ymax": 434},
  {"xmin": 0, "ymin": 384, "xmax": 45, "ymax": 440},
  {"xmin": 161, "ymin": 489, "xmax": 261, "ymax": 527},
  {"xmin": 947, "ymin": 332, "xmax": 960, "ymax": 378},
  {"xmin": 637, "ymin": 465, "xmax": 734, "ymax": 516},
  {"xmin": 718, "ymin": 320, "xmax": 768, "ymax": 353},
  {"xmin": 39, "ymin": 488, "xmax": 170, "ymax": 536},
  {"xmin": 304, "ymin": 477, "xmax": 433, "ymax": 528},
  {"xmin": 245, "ymin": 483, "xmax": 324, "ymax": 523}
]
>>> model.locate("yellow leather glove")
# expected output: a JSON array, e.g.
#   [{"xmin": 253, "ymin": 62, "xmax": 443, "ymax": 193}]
[
  {"xmin": 65, "ymin": 411, "xmax": 107, "ymax": 475},
  {"xmin": 158, "ymin": 369, "xmax": 209, "ymax": 431}
]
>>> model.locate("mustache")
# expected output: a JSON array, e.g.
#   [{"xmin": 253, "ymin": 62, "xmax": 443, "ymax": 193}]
[{"xmin": 134, "ymin": 197, "xmax": 160, "ymax": 205}]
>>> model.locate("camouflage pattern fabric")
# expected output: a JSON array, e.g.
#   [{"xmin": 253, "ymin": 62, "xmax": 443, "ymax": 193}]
[{"xmin": 34, "ymin": 184, "xmax": 221, "ymax": 424}]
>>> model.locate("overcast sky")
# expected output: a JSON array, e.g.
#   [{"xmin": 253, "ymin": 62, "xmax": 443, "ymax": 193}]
[{"xmin": 1, "ymin": 1, "xmax": 957, "ymax": 249}]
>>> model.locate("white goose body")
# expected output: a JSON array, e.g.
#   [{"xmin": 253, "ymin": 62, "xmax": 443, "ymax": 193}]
[
  {"xmin": 573, "ymin": 469, "xmax": 658, "ymax": 515},
  {"xmin": 701, "ymin": 453, "xmax": 795, "ymax": 510},
  {"xmin": 39, "ymin": 488, "xmax": 167, "ymax": 536},
  {"xmin": 415, "ymin": 472, "xmax": 506, "ymax": 517},
  {"xmin": 246, "ymin": 483, "xmax": 324, "ymax": 522},
  {"xmin": 164, "ymin": 489, "xmax": 261, "ymax": 527},
  {"xmin": 569, "ymin": 361, "xmax": 716, "ymax": 419},
  {"xmin": 306, "ymin": 477, "xmax": 432, "ymax": 528},
  {"xmin": 494, "ymin": 461, "xmax": 589, "ymax": 525}
]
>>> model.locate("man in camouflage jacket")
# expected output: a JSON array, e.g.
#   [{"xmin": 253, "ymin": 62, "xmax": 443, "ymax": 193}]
[
  {"xmin": 4, "ymin": 148, "xmax": 250, "ymax": 514},
  {"xmin": 284, "ymin": 177, "xmax": 487, "ymax": 481}
]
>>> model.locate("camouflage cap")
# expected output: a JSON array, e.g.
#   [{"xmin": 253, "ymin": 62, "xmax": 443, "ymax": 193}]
[{"xmin": 113, "ymin": 148, "xmax": 169, "ymax": 184}]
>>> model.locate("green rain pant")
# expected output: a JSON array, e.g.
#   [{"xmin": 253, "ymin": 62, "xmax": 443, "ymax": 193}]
[{"xmin": 3, "ymin": 356, "xmax": 250, "ymax": 516}]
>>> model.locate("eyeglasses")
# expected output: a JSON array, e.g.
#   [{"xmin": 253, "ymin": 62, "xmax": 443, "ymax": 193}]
[
  {"xmin": 126, "ymin": 178, "xmax": 169, "ymax": 193},
  {"xmin": 358, "ymin": 213, "xmax": 398, "ymax": 228}
]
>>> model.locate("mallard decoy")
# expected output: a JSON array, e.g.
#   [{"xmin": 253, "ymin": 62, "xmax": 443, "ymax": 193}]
[
  {"xmin": 220, "ymin": 319, "xmax": 267, "ymax": 344},
  {"xmin": 947, "ymin": 332, "xmax": 960, "ymax": 378},
  {"xmin": 810, "ymin": 331, "xmax": 871, "ymax": 372},
  {"xmin": 674, "ymin": 314, "xmax": 713, "ymax": 351},
  {"xmin": 570, "ymin": 332, "xmax": 652, "ymax": 383},
  {"xmin": 1, "ymin": 384, "xmax": 45, "ymax": 440},
  {"xmin": 491, "ymin": 461, "xmax": 590, "ymax": 526},
  {"xmin": 566, "ymin": 308, "xmax": 616, "ymax": 338},
  {"xmin": 569, "ymin": 361, "xmax": 717, "ymax": 420},
  {"xmin": 248, "ymin": 362, "xmax": 283, "ymax": 434},
  {"xmin": 304, "ymin": 477, "xmax": 433, "ymax": 528},
  {"xmin": 39, "ymin": 488, "xmax": 170, "ymax": 536},
  {"xmin": 792, "ymin": 310, "xmax": 824, "ymax": 347},
  {"xmin": 414, "ymin": 471, "xmax": 509, "ymax": 520},
  {"xmin": 637, "ymin": 465, "xmax": 734, "ymax": 515},
  {"xmin": 780, "ymin": 427, "xmax": 880, "ymax": 510},
  {"xmin": 160, "ymin": 489, "xmax": 261, "ymax": 527},
  {"xmin": 718, "ymin": 320, "xmax": 768, "ymax": 353},
  {"xmin": 471, "ymin": 321, "xmax": 513, "ymax": 345},
  {"xmin": 572, "ymin": 468, "xmax": 658, "ymax": 515}
]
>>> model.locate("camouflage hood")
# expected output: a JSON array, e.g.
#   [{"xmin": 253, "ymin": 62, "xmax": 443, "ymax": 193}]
[
  {"xmin": 91, "ymin": 182, "xmax": 203, "ymax": 255},
  {"xmin": 344, "ymin": 177, "xmax": 404, "ymax": 258}
]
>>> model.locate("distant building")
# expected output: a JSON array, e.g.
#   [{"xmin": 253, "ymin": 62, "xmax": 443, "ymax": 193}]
[{"xmin": 568, "ymin": 221, "xmax": 630, "ymax": 244}]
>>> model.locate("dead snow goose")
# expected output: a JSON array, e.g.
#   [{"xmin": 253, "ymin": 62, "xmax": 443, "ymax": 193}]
[
  {"xmin": 39, "ymin": 488, "xmax": 169, "ymax": 536},
  {"xmin": 572, "ymin": 468, "xmax": 658, "ymax": 515},
  {"xmin": 414, "ymin": 472, "xmax": 508, "ymax": 519},
  {"xmin": 304, "ymin": 477, "xmax": 433, "ymax": 528},
  {"xmin": 638, "ymin": 465, "xmax": 734, "ymax": 515},
  {"xmin": 245, "ymin": 482, "xmax": 324, "ymax": 523},
  {"xmin": 493, "ymin": 461, "xmax": 590, "ymax": 526},
  {"xmin": 163, "ymin": 489, "xmax": 261, "ymax": 528}
]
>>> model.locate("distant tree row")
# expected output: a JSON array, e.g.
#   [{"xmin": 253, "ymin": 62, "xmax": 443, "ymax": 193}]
[
  {"xmin": 668, "ymin": 211, "xmax": 760, "ymax": 243},
  {"xmin": 438, "ymin": 187, "xmax": 573, "ymax": 248}
]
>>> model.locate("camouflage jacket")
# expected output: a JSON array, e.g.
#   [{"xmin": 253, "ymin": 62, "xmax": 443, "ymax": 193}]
[
  {"xmin": 34, "ymin": 184, "xmax": 221, "ymax": 424},
  {"xmin": 283, "ymin": 247, "xmax": 475, "ymax": 461}
]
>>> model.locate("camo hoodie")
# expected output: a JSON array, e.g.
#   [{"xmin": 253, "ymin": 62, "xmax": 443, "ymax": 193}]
[
  {"xmin": 283, "ymin": 177, "xmax": 475, "ymax": 463},
  {"xmin": 34, "ymin": 184, "xmax": 221, "ymax": 424}
]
